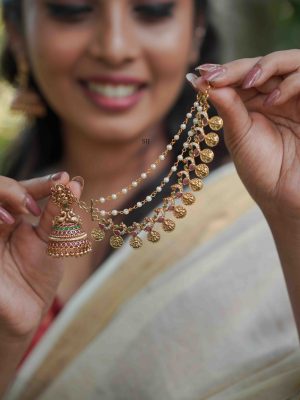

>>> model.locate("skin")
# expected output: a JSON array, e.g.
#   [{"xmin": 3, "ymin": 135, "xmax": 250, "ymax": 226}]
[{"xmin": 1, "ymin": 0, "xmax": 300, "ymax": 395}]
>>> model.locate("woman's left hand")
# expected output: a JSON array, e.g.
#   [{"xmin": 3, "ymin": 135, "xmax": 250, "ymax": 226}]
[{"xmin": 189, "ymin": 50, "xmax": 300, "ymax": 221}]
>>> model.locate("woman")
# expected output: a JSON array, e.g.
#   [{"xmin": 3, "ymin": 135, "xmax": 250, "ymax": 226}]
[{"xmin": 0, "ymin": 0, "xmax": 300, "ymax": 398}]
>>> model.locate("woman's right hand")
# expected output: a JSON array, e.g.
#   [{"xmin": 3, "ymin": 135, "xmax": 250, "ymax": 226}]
[{"xmin": 0, "ymin": 172, "xmax": 82, "ymax": 340}]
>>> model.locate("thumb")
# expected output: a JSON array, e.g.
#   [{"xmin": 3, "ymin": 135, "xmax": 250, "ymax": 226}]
[
  {"xmin": 195, "ymin": 77, "xmax": 252, "ymax": 155},
  {"xmin": 34, "ymin": 176, "xmax": 85, "ymax": 244}
]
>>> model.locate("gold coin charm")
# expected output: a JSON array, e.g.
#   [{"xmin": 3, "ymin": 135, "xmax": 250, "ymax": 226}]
[
  {"xmin": 147, "ymin": 230, "xmax": 161, "ymax": 243},
  {"xmin": 200, "ymin": 148, "xmax": 214, "ymax": 163},
  {"xmin": 91, "ymin": 228, "xmax": 105, "ymax": 241},
  {"xmin": 162, "ymin": 219, "xmax": 176, "ymax": 232},
  {"xmin": 209, "ymin": 116, "xmax": 223, "ymax": 131},
  {"xmin": 189, "ymin": 178, "xmax": 203, "ymax": 191},
  {"xmin": 182, "ymin": 192, "xmax": 196, "ymax": 205},
  {"xmin": 205, "ymin": 133, "xmax": 219, "ymax": 147},
  {"xmin": 173, "ymin": 205, "xmax": 187, "ymax": 219},
  {"xmin": 110, "ymin": 235, "xmax": 124, "ymax": 249},
  {"xmin": 195, "ymin": 164, "xmax": 209, "ymax": 178},
  {"xmin": 130, "ymin": 236, "xmax": 143, "ymax": 249}
]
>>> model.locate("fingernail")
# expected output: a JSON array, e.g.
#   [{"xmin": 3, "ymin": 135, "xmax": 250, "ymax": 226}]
[
  {"xmin": 264, "ymin": 88, "xmax": 281, "ymax": 106},
  {"xmin": 71, "ymin": 176, "xmax": 84, "ymax": 189},
  {"xmin": 186, "ymin": 73, "xmax": 198, "ymax": 88},
  {"xmin": 25, "ymin": 194, "xmax": 41, "ymax": 217},
  {"xmin": 195, "ymin": 63, "xmax": 221, "ymax": 72},
  {"xmin": 0, "ymin": 206, "xmax": 15, "ymax": 224},
  {"xmin": 242, "ymin": 65, "xmax": 262, "ymax": 89},
  {"xmin": 201, "ymin": 66, "xmax": 226, "ymax": 82},
  {"xmin": 51, "ymin": 171, "xmax": 65, "ymax": 181}
]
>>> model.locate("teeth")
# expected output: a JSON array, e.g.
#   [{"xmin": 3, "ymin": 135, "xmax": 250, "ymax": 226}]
[{"xmin": 87, "ymin": 83, "xmax": 138, "ymax": 98}]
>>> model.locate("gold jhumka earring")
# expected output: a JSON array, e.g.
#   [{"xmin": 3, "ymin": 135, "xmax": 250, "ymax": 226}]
[{"xmin": 47, "ymin": 86, "xmax": 223, "ymax": 257}]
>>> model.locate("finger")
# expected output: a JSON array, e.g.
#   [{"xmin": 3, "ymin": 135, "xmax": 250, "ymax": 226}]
[
  {"xmin": 264, "ymin": 71, "xmax": 300, "ymax": 106},
  {"xmin": 242, "ymin": 49, "xmax": 300, "ymax": 89},
  {"xmin": 20, "ymin": 171, "xmax": 69, "ymax": 200},
  {"xmin": 34, "ymin": 176, "xmax": 84, "ymax": 244},
  {"xmin": 195, "ymin": 77, "xmax": 252, "ymax": 156},
  {"xmin": 195, "ymin": 57, "xmax": 261, "ymax": 88}
]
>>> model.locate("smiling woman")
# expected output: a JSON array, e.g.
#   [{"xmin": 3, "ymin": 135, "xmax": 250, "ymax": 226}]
[{"xmin": 0, "ymin": 0, "xmax": 300, "ymax": 399}]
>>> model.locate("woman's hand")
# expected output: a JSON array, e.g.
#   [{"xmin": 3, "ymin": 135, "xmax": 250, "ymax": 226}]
[
  {"xmin": 188, "ymin": 49, "xmax": 300, "ymax": 221},
  {"xmin": 0, "ymin": 172, "xmax": 82, "ymax": 339}
]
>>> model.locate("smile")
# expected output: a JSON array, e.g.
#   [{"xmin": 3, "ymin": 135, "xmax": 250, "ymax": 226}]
[{"xmin": 86, "ymin": 82, "xmax": 140, "ymax": 98}]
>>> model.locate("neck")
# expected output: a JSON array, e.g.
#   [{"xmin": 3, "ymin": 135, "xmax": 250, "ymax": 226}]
[{"xmin": 59, "ymin": 123, "xmax": 169, "ymax": 208}]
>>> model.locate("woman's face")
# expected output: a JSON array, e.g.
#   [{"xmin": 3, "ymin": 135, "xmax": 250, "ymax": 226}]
[{"xmin": 19, "ymin": 0, "xmax": 200, "ymax": 143}]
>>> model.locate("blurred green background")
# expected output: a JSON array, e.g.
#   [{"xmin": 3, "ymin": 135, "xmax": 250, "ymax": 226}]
[{"xmin": 0, "ymin": 0, "xmax": 299, "ymax": 158}]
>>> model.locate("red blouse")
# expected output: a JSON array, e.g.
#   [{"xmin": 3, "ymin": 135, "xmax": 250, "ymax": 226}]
[{"xmin": 17, "ymin": 296, "xmax": 64, "ymax": 370}]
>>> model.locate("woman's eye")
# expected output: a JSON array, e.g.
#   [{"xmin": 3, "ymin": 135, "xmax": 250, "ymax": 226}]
[
  {"xmin": 46, "ymin": 3, "xmax": 92, "ymax": 22},
  {"xmin": 134, "ymin": 2, "xmax": 175, "ymax": 21}
]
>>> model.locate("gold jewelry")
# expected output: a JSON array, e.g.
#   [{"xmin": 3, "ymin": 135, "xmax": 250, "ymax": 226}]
[
  {"xmin": 47, "ymin": 87, "xmax": 223, "ymax": 257},
  {"xmin": 10, "ymin": 60, "xmax": 47, "ymax": 118}
]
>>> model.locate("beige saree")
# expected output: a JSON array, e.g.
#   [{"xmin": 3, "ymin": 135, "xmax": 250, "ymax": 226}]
[{"xmin": 5, "ymin": 163, "xmax": 300, "ymax": 400}]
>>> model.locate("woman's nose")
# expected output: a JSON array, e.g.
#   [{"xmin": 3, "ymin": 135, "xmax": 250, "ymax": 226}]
[{"xmin": 88, "ymin": 2, "xmax": 139, "ymax": 67}]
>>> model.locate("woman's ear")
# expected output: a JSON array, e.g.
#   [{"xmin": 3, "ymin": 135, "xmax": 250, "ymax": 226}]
[
  {"xmin": 4, "ymin": 19, "xmax": 27, "ymax": 64},
  {"xmin": 189, "ymin": 25, "xmax": 205, "ymax": 65}
]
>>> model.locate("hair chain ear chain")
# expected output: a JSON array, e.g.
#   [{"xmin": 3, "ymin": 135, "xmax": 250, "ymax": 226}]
[{"xmin": 47, "ymin": 87, "xmax": 223, "ymax": 257}]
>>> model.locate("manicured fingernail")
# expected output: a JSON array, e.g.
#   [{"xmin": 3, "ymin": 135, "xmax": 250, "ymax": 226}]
[
  {"xmin": 201, "ymin": 66, "xmax": 226, "ymax": 82},
  {"xmin": 186, "ymin": 73, "xmax": 198, "ymax": 88},
  {"xmin": 195, "ymin": 63, "xmax": 221, "ymax": 72},
  {"xmin": 51, "ymin": 171, "xmax": 65, "ymax": 181},
  {"xmin": 264, "ymin": 88, "xmax": 281, "ymax": 106},
  {"xmin": 242, "ymin": 65, "xmax": 262, "ymax": 89},
  {"xmin": 0, "ymin": 206, "xmax": 15, "ymax": 224},
  {"xmin": 71, "ymin": 176, "xmax": 84, "ymax": 189},
  {"xmin": 25, "ymin": 194, "xmax": 41, "ymax": 217}
]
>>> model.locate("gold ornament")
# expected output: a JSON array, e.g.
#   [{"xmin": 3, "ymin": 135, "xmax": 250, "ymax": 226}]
[
  {"xmin": 130, "ymin": 236, "xmax": 143, "ymax": 248},
  {"xmin": 147, "ymin": 230, "xmax": 161, "ymax": 243},
  {"xmin": 200, "ymin": 148, "xmax": 214, "ymax": 163},
  {"xmin": 47, "ymin": 87, "xmax": 223, "ymax": 256},
  {"xmin": 189, "ymin": 178, "xmax": 203, "ymax": 191},
  {"xmin": 182, "ymin": 192, "xmax": 196, "ymax": 205},
  {"xmin": 209, "ymin": 116, "xmax": 223, "ymax": 131},
  {"xmin": 162, "ymin": 219, "xmax": 176, "ymax": 232},
  {"xmin": 47, "ymin": 185, "xmax": 92, "ymax": 257},
  {"xmin": 195, "ymin": 164, "xmax": 209, "ymax": 178},
  {"xmin": 173, "ymin": 205, "xmax": 187, "ymax": 219},
  {"xmin": 91, "ymin": 228, "xmax": 105, "ymax": 241},
  {"xmin": 205, "ymin": 133, "xmax": 219, "ymax": 147}
]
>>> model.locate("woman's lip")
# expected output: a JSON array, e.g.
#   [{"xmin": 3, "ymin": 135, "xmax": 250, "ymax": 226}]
[
  {"xmin": 82, "ymin": 75, "xmax": 146, "ymax": 85},
  {"xmin": 81, "ymin": 82, "xmax": 147, "ymax": 112}
]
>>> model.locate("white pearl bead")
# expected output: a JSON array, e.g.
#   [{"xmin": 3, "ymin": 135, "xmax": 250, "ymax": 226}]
[
  {"xmin": 137, "ymin": 202, "xmax": 142, "ymax": 207},
  {"xmin": 123, "ymin": 209, "xmax": 129, "ymax": 215},
  {"xmin": 188, "ymin": 130, "xmax": 194, "ymax": 137},
  {"xmin": 174, "ymin": 134, "xmax": 180, "ymax": 140},
  {"xmin": 181, "ymin": 123, "xmax": 186, "ymax": 130},
  {"xmin": 186, "ymin": 113, "xmax": 192, "ymax": 118},
  {"xmin": 112, "ymin": 194, "xmax": 117, "ymax": 200},
  {"xmin": 100, "ymin": 197, "xmax": 105, "ymax": 203},
  {"xmin": 132, "ymin": 181, "xmax": 138, "ymax": 187},
  {"xmin": 171, "ymin": 166, "xmax": 177, "ymax": 172},
  {"xmin": 146, "ymin": 196, "xmax": 152, "ymax": 202},
  {"xmin": 112, "ymin": 210, "xmax": 118, "ymax": 216},
  {"xmin": 183, "ymin": 142, "xmax": 189, "ymax": 148},
  {"xmin": 100, "ymin": 210, "xmax": 106, "ymax": 216},
  {"xmin": 193, "ymin": 118, "xmax": 198, "ymax": 124},
  {"xmin": 156, "ymin": 186, "xmax": 162, "ymax": 192},
  {"xmin": 166, "ymin": 144, "xmax": 172, "ymax": 151},
  {"xmin": 141, "ymin": 173, "xmax": 147, "ymax": 179},
  {"xmin": 164, "ymin": 177, "xmax": 169, "ymax": 183},
  {"xmin": 159, "ymin": 155, "xmax": 165, "ymax": 161},
  {"xmin": 177, "ymin": 155, "xmax": 183, "ymax": 161},
  {"xmin": 150, "ymin": 164, "xmax": 157, "ymax": 170},
  {"xmin": 122, "ymin": 188, "xmax": 128, "ymax": 194},
  {"xmin": 194, "ymin": 102, "xmax": 199, "ymax": 107}
]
